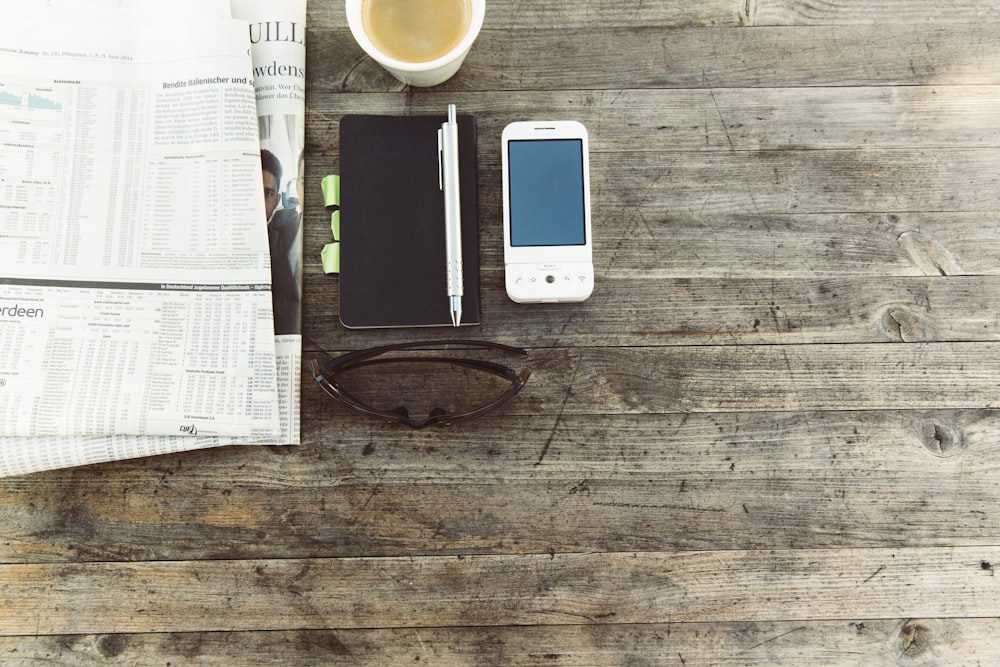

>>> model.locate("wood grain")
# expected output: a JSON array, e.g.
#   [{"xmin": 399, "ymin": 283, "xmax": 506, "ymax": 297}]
[
  {"xmin": 2, "ymin": 547, "xmax": 999, "ymax": 635},
  {"xmin": 752, "ymin": 0, "xmax": 1000, "ymax": 25},
  {"xmin": 4, "ymin": 619, "xmax": 1000, "ymax": 666},
  {"xmin": 303, "ymin": 275, "xmax": 1000, "ymax": 350},
  {"xmin": 1, "ymin": 409, "xmax": 996, "ymax": 562},
  {"xmin": 308, "ymin": 24, "xmax": 1000, "ymax": 92},
  {"xmin": 307, "ymin": 86, "xmax": 1000, "ymax": 153}
]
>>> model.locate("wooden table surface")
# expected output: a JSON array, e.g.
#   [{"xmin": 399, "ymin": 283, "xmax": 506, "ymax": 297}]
[{"xmin": 4, "ymin": 1, "xmax": 1000, "ymax": 664}]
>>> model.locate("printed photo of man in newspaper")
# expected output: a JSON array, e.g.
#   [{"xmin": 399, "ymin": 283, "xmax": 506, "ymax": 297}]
[{"xmin": 261, "ymin": 147, "xmax": 302, "ymax": 335}]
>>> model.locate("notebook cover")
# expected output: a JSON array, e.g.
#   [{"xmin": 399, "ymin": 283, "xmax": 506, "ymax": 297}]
[{"xmin": 339, "ymin": 113, "xmax": 480, "ymax": 328}]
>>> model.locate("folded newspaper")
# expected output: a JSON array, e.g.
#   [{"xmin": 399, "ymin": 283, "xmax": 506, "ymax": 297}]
[{"xmin": 0, "ymin": 0, "xmax": 306, "ymax": 476}]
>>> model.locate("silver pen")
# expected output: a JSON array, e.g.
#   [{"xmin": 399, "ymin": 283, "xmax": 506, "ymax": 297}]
[{"xmin": 438, "ymin": 103, "xmax": 463, "ymax": 327}]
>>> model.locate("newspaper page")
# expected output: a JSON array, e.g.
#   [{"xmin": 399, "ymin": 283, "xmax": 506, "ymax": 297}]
[
  {"xmin": 0, "ymin": 9, "xmax": 282, "ymax": 474},
  {"xmin": 230, "ymin": 0, "xmax": 308, "ymax": 448}
]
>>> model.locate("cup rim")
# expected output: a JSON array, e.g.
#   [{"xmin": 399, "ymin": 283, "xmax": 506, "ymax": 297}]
[{"xmin": 346, "ymin": 0, "xmax": 485, "ymax": 73}]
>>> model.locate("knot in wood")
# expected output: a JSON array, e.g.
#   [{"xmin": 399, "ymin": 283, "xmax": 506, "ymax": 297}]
[
  {"xmin": 878, "ymin": 305, "xmax": 936, "ymax": 343},
  {"xmin": 896, "ymin": 230, "xmax": 961, "ymax": 276},
  {"xmin": 898, "ymin": 620, "xmax": 932, "ymax": 657},
  {"xmin": 97, "ymin": 634, "xmax": 130, "ymax": 659},
  {"xmin": 917, "ymin": 419, "xmax": 965, "ymax": 458}
]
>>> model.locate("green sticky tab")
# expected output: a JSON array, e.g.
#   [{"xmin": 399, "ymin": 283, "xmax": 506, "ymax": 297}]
[
  {"xmin": 321, "ymin": 174, "xmax": 340, "ymax": 208},
  {"xmin": 331, "ymin": 210, "xmax": 340, "ymax": 241},
  {"xmin": 321, "ymin": 241, "xmax": 340, "ymax": 274}
]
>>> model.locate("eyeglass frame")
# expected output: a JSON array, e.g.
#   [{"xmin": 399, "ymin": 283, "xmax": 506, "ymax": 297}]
[{"xmin": 310, "ymin": 340, "xmax": 532, "ymax": 429}]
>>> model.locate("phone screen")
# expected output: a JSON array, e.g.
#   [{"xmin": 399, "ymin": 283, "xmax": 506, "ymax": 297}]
[{"xmin": 507, "ymin": 138, "xmax": 586, "ymax": 247}]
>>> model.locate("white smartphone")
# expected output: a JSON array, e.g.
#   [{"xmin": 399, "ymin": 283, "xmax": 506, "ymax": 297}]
[{"xmin": 502, "ymin": 120, "xmax": 593, "ymax": 303}]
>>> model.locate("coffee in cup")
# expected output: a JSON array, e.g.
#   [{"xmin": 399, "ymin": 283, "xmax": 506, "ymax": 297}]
[
  {"xmin": 363, "ymin": 0, "xmax": 472, "ymax": 64},
  {"xmin": 346, "ymin": 0, "xmax": 485, "ymax": 87}
]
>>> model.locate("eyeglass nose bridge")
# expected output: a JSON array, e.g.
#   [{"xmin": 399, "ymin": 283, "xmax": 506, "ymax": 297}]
[{"xmin": 388, "ymin": 405, "xmax": 455, "ymax": 429}]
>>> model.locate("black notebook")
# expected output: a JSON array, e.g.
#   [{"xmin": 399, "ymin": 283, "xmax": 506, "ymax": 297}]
[{"xmin": 338, "ymin": 113, "xmax": 480, "ymax": 328}]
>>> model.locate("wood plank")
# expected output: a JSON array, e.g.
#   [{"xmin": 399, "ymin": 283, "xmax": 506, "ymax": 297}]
[
  {"xmin": 296, "ymin": 343, "xmax": 1000, "ymax": 414},
  {"xmin": 752, "ymin": 0, "xmax": 1000, "ymax": 26},
  {"xmin": 304, "ymin": 275, "xmax": 1000, "ymax": 348},
  {"xmin": 322, "ymin": 342, "xmax": 994, "ymax": 414},
  {"xmin": 300, "ymin": 344, "xmax": 1000, "ymax": 416},
  {"xmin": 548, "ymin": 343, "xmax": 1000, "ymax": 413},
  {"xmin": 307, "ymin": 24, "xmax": 1000, "ymax": 92},
  {"xmin": 306, "ymin": 86, "xmax": 1000, "ymax": 153},
  {"xmin": 6, "ymin": 618, "xmax": 1000, "ymax": 665},
  {"xmin": 2, "ymin": 409, "xmax": 996, "ymax": 561},
  {"xmin": 578, "ymin": 213, "xmax": 1000, "ymax": 279},
  {"xmin": 1, "ymin": 548, "xmax": 998, "ymax": 635}
]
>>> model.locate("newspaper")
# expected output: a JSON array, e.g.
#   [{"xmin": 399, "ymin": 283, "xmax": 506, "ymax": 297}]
[
  {"xmin": 231, "ymin": 0, "xmax": 308, "ymax": 449},
  {"xmin": 0, "ymin": 2, "xmax": 304, "ymax": 476}
]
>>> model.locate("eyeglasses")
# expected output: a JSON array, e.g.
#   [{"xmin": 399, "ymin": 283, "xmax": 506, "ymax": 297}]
[
  {"xmin": 264, "ymin": 187, "xmax": 280, "ymax": 199},
  {"xmin": 310, "ymin": 340, "xmax": 532, "ymax": 428}
]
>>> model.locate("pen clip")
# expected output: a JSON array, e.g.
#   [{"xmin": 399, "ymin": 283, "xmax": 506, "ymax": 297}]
[{"xmin": 437, "ymin": 128, "xmax": 444, "ymax": 191}]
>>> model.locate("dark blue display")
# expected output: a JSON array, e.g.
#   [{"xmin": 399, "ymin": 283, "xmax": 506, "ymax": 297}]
[{"xmin": 508, "ymin": 139, "xmax": 586, "ymax": 247}]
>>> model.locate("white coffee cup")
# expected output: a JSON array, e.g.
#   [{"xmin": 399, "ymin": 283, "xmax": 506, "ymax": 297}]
[{"xmin": 345, "ymin": 0, "xmax": 485, "ymax": 87}]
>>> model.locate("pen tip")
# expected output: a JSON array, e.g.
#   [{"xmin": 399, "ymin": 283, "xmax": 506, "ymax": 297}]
[{"xmin": 452, "ymin": 311, "xmax": 461, "ymax": 327}]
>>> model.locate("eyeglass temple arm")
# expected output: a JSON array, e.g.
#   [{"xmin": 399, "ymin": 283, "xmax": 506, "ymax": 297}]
[
  {"xmin": 312, "ymin": 341, "xmax": 527, "ymax": 377},
  {"xmin": 321, "ymin": 339, "xmax": 526, "ymax": 369},
  {"xmin": 329, "ymin": 355, "xmax": 521, "ymax": 380}
]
